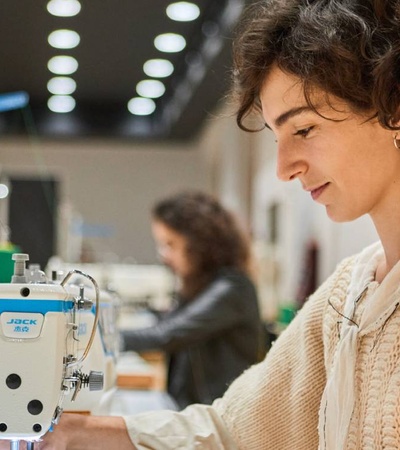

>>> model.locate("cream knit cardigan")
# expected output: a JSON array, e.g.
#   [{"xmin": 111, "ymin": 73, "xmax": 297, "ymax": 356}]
[{"xmin": 124, "ymin": 249, "xmax": 400, "ymax": 449}]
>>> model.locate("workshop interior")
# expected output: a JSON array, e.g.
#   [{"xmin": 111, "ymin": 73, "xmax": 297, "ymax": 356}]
[{"xmin": 0, "ymin": 1, "xmax": 380, "ymax": 448}]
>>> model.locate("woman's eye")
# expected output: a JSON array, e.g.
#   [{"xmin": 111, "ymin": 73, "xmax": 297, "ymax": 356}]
[{"xmin": 294, "ymin": 126, "xmax": 314, "ymax": 138}]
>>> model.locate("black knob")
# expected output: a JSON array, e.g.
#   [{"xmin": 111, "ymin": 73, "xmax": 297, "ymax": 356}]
[
  {"xmin": 33, "ymin": 424, "xmax": 42, "ymax": 433},
  {"xmin": 27, "ymin": 400, "xmax": 43, "ymax": 415},
  {"xmin": 6, "ymin": 373, "xmax": 21, "ymax": 389}
]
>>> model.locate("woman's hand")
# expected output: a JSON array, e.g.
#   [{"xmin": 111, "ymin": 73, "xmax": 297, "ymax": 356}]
[
  {"xmin": 40, "ymin": 414, "xmax": 135, "ymax": 450},
  {"xmin": 36, "ymin": 414, "xmax": 70, "ymax": 450}
]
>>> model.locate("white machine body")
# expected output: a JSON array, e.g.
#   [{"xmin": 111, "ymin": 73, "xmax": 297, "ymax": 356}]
[{"xmin": 0, "ymin": 282, "xmax": 76, "ymax": 440}]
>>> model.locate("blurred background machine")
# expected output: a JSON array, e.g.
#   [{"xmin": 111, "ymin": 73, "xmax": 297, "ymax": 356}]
[
  {"xmin": 53, "ymin": 261, "xmax": 174, "ymax": 310},
  {"xmin": 50, "ymin": 261, "xmax": 175, "ymax": 333}
]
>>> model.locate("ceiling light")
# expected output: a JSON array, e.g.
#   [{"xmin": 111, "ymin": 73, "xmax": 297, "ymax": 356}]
[
  {"xmin": 48, "ymin": 95, "xmax": 76, "ymax": 113},
  {"xmin": 166, "ymin": 2, "xmax": 200, "ymax": 22},
  {"xmin": 48, "ymin": 56, "xmax": 78, "ymax": 75},
  {"xmin": 143, "ymin": 59, "xmax": 174, "ymax": 78},
  {"xmin": 47, "ymin": 0, "xmax": 81, "ymax": 17},
  {"xmin": 136, "ymin": 80, "xmax": 165, "ymax": 98},
  {"xmin": 47, "ymin": 77, "xmax": 76, "ymax": 95},
  {"xmin": 48, "ymin": 29, "xmax": 80, "ymax": 49},
  {"xmin": 154, "ymin": 33, "xmax": 186, "ymax": 53},
  {"xmin": 127, "ymin": 98, "xmax": 156, "ymax": 116},
  {"xmin": 0, "ymin": 184, "xmax": 9, "ymax": 199}
]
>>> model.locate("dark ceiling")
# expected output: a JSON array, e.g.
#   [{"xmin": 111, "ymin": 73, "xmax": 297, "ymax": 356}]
[{"xmin": 0, "ymin": 0, "xmax": 248, "ymax": 141}]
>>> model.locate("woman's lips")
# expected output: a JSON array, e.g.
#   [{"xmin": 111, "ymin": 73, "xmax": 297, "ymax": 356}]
[{"xmin": 310, "ymin": 183, "xmax": 328, "ymax": 201}]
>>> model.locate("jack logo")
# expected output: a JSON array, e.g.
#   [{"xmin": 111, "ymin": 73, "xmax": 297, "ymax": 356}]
[
  {"xmin": 1, "ymin": 312, "xmax": 44, "ymax": 339},
  {"xmin": 6, "ymin": 319, "xmax": 37, "ymax": 325}
]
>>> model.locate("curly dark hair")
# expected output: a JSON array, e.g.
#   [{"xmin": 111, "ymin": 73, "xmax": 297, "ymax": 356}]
[
  {"xmin": 152, "ymin": 191, "xmax": 252, "ymax": 299},
  {"xmin": 232, "ymin": 0, "xmax": 400, "ymax": 131}
]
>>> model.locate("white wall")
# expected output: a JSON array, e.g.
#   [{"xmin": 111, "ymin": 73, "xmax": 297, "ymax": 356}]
[
  {"xmin": 198, "ymin": 109, "xmax": 254, "ymax": 231},
  {"xmin": 0, "ymin": 137, "xmax": 210, "ymax": 264}
]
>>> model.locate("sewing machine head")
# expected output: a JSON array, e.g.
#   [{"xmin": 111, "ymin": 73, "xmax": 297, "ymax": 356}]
[{"xmin": 0, "ymin": 254, "xmax": 102, "ymax": 449}]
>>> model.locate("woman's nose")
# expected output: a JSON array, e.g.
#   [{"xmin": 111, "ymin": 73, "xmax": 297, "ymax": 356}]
[{"xmin": 275, "ymin": 141, "xmax": 307, "ymax": 182}]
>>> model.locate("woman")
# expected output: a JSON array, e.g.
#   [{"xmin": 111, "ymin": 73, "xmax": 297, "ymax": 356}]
[
  {"xmin": 31, "ymin": 0, "xmax": 400, "ymax": 448},
  {"xmin": 121, "ymin": 191, "xmax": 264, "ymax": 409}
]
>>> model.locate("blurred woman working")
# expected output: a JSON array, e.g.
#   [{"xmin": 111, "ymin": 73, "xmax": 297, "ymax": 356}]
[{"xmin": 121, "ymin": 191, "xmax": 265, "ymax": 409}]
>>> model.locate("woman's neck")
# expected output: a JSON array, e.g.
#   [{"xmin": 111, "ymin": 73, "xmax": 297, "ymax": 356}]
[{"xmin": 371, "ymin": 202, "xmax": 400, "ymax": 282}]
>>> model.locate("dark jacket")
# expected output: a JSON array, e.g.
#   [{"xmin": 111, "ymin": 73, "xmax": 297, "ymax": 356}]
[{"xmin": 121, "ymin": 268, "xmax": 265, "ymax": 409}]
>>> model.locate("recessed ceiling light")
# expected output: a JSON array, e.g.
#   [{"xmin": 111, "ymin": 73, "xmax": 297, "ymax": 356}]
[
  {"xmin": 136, "ymin": 80, "xmax": 166, "ymax": 98},
  {"xmin": 127, "ymin": 97, "xmax": 156, "ymax": 116},
  {"xmin": 154, "ymin": 33, "xmax": 186, "ymax": 53},
  {"xmin": 48, "ymin": 29, "xmax": 80, "ymax": 49},
  {"xmin": 47, "ymin": 0, "xmax": 81, "ymax": 17},
  {"xmin": 143, "ymin": 59, "xmax": 174, "ymax": 78},
  {"xmin": 48, "ymin": 56, "xmax": 78, "ymax": 75},
  {"xmin": 166, "ymin": 2, "xmax": 200, "ymax": 22},
  {"xmin": 48, "ymin": 95, "xmax": 76, "ymax": 113},
  {"xmin": 47, "ymin": 77, "xmax": 76, "ymax": 95},
  {"xmin": 0, "ymin": 184, "xmax": 9, "ymax": 199}
]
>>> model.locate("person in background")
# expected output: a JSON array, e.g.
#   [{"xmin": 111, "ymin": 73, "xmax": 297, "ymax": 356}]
[
  {"xmin": 121, "ymin": 190, "xmax": 265, "ymax": 409},
  {"xmin": 16, "ymin": 0, "xmax": 400, "ymax": 448}
]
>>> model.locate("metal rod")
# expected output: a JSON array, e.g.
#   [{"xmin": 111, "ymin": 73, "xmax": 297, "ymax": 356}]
[
  {"xmin": 8, "ymin": 440, "xmax": 34, "ymax": 450},
  {"xmin": 61, "ymin": 269, "xmax": 100, "ymax": 367}
]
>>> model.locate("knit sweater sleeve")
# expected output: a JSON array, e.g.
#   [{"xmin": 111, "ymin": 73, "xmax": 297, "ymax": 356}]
[
  {"xmin": 122, "ymin": 257, "xmax": 354, "ymax": 450},
  {"xmin": 214, "ymin": 256, "xmax": 354, "ymax": 449}
]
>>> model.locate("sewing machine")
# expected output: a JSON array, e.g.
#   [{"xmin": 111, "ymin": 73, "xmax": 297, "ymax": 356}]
[{"xmin": 0, "ymin": 254, "xmax": 103, "ymax": 450}]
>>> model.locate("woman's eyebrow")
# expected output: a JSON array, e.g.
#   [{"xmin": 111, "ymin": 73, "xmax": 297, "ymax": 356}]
[{"xmin": 265, "ymin": 105, "xmax": 314, "ymax": 130}]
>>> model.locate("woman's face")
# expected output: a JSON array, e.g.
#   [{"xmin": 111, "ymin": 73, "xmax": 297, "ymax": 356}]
[
  {"xmin": 151, "ymin": 220, "xmax": 192, "ymax": 278},
  {"xmin": 260, "ymin": 66, "xmax": 400, "ymax": 223}
]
